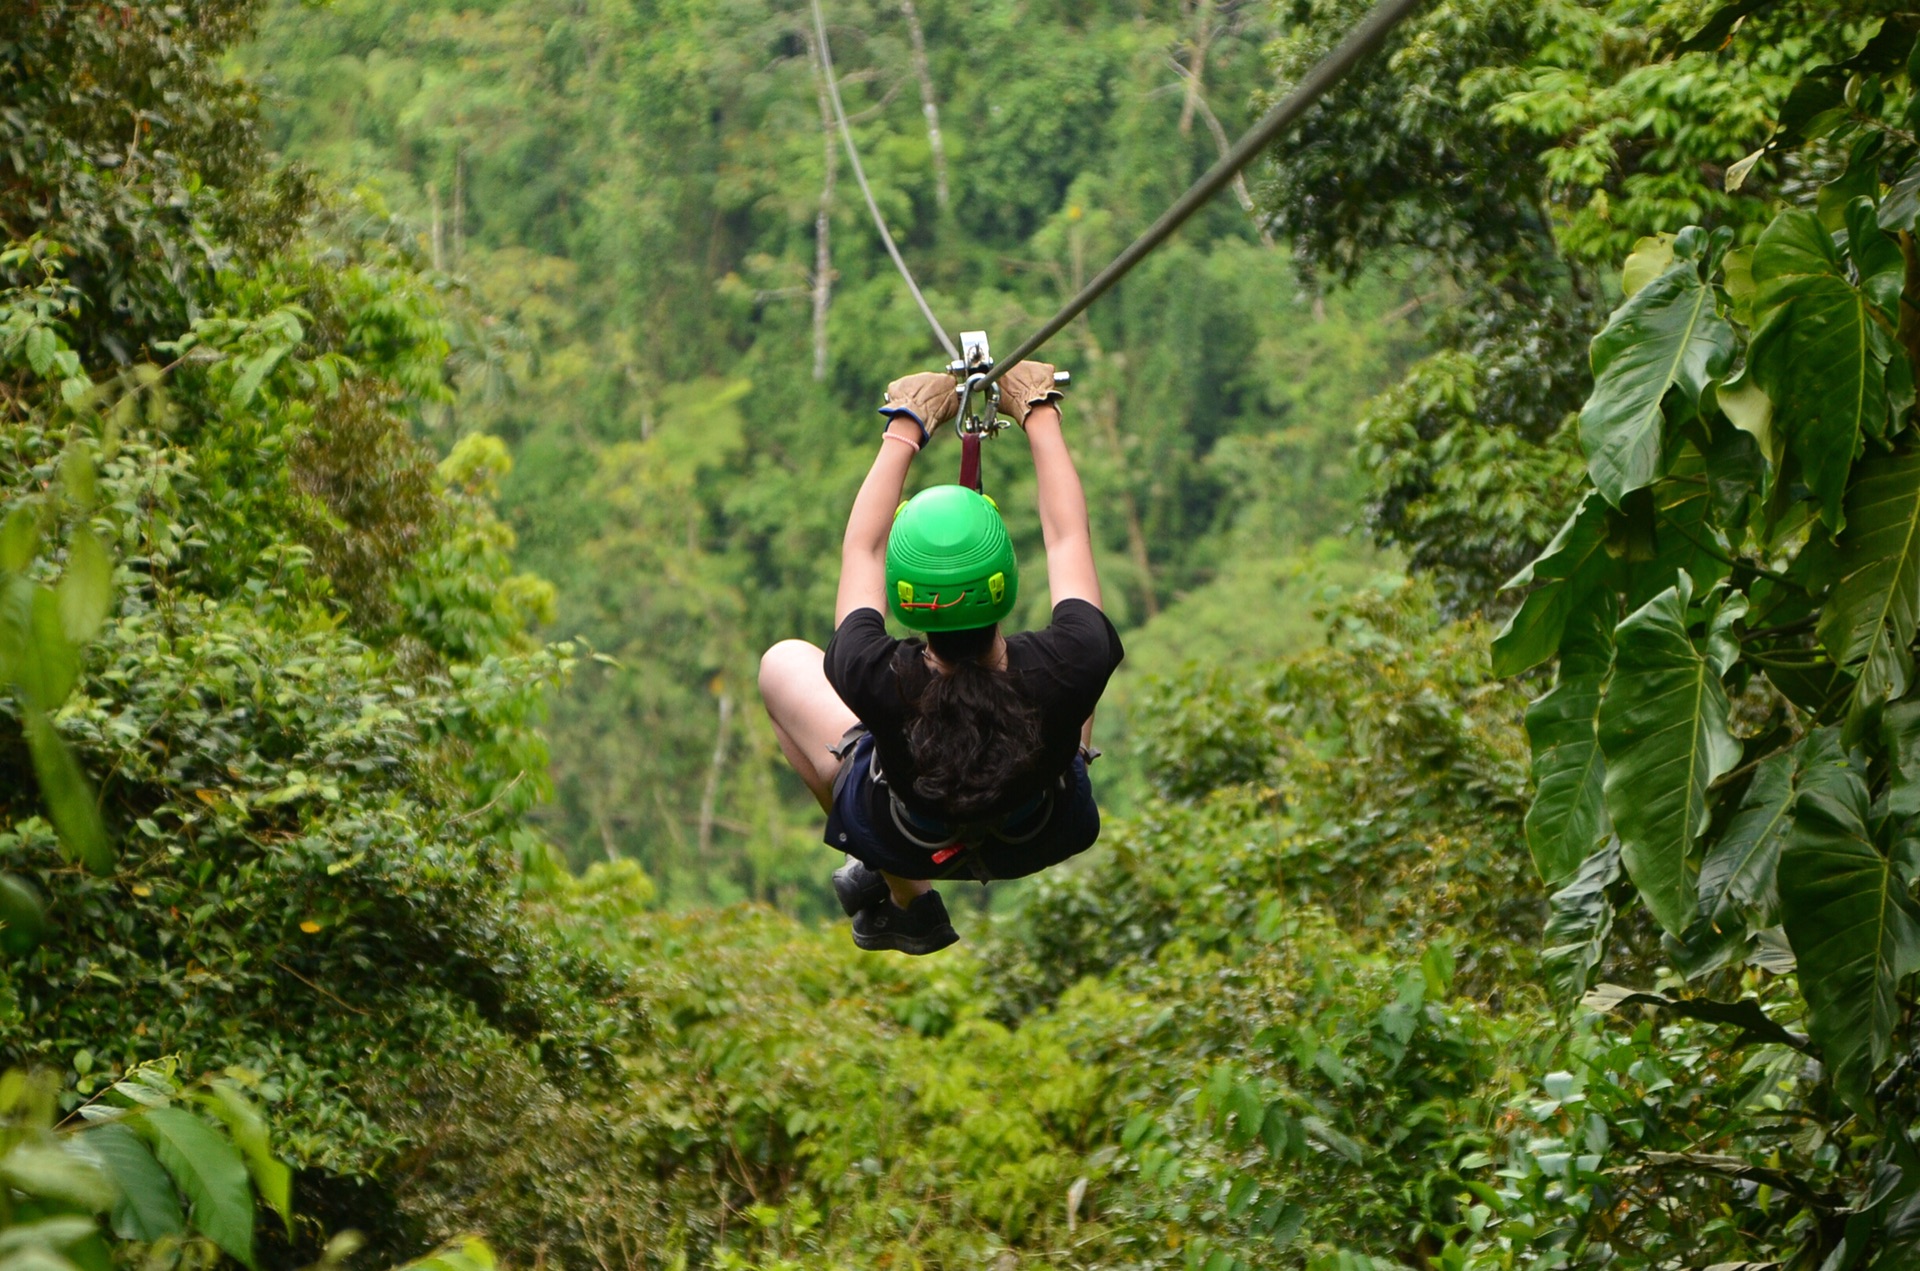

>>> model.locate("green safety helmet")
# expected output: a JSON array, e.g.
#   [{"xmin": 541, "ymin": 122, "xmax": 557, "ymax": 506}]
[{"xmin": 886, "ymin": 485, "xmax": 1018, "ymax": 632}]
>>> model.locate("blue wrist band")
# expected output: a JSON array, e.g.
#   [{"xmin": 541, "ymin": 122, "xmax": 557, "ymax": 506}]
[{"xmin": 878, "ymin": 406, "xmax": 931, "ymax": 447}]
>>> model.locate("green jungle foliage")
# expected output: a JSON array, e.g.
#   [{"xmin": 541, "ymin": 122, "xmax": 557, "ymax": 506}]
[
  {"xmin": 0, "ymin": 2, "xmax": 625, "ymax": 1264},
  {"xmin": 1490, "ymin": 3, "xmax": 1920, "ymax": 1263},
  {"xmin": 1269, "ymin": 0, "xmax": 1857, "ymax": 610},
  {"xmin": 11, "ymin": 1, "xmax": 1920, "ymax": 1271}
]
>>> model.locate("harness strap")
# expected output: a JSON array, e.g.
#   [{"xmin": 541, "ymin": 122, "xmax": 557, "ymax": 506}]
[
  {"xmin": 869, "ymin": 744, "xmax": 1057, "ymax": 861},
  {"xmin": 959, "ymin": 431, "xmax": 981, "ymax": 492}
]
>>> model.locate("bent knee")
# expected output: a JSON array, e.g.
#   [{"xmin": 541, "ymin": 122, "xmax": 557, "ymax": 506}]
[{"xmin": 759, "ymin": 638, "xmax": 824, "ymax": 694}]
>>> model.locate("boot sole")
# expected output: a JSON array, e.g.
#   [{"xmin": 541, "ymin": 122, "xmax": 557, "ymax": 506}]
[{"xmin": 852, "ymin": 924, "xmax": 959, "ymax": 955}]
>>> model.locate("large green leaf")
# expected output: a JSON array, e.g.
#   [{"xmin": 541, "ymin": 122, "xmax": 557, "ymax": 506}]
[
  {"xmin": 14, "ymin": 585, "xmax": 77, "ymax": 711},
  {"xmin": 56, "ymin": 529, "xmax": 111, "ymax": 646},
  {"xmin": 1698, "ymin": 734, "xmax": 1843, "ymax": 929},
  {"xmin": 200, "ymin": 1085, "xmax": 291, "ymax": 1235},
  {"xmin": 137, "ymin": 1108, "xmax": 256, "ymax": 1269},
  {"xmin": 1492, "ymin": 492, "xmax": 1610, "ymax": 677},
  {"xmin": 1749, "ymin": 210, "xmax": 1900, "ymax": 531},
  {"xmin": 1598, "ymin": 576, "xmax": 1743, "ymax": 935},
  {"xmin": 1886, "ymin": 700, "xmax": 1920, "ymax": 816},
  {"xmin": 398, "ymin": 1238, "xmax": 496, "ymax": 1271},
  {"xmin": 0, "ymin": 1217, "xmax": 103, "ymax": 1271},
  {"xmin": 1779, "ymin": 748, "xmax": 1920, "ymax": 1109},
  {"xmin": 0, "ymin": 1142, "xmax": 114, "ymax": 1211},
  {"xmin": 1817, "ymin": 448, "xmax": 1920, "ymax": 711},
  {"xmin": 1542, "ymin": 838, "xmax": 1621, "ymax": 1000},
  {"xmin": 1579, "ymin": 238, "xmax": 1736, "ymax": 507},
  {"xmin": 1699, "ymin": 753, "xmax": 1793, "ymax": 931},
  {"xmin": 0, "ymin": 504, "xmax": 41, "ymax": 574},
  {"xmin": 1621, "ymin": 449, "xmax": 1735, "ymax": 612},
  {"xmin": 77, "ymin": 1123, "xmax": 186, "ymax": 1243},
  {"xmin": 1522, "ymin": 596, "xmax": 1614, "ymax": 885},
  {"xmin": 0, "ymin": 871, "xmax": 46, "ymax": 957}
]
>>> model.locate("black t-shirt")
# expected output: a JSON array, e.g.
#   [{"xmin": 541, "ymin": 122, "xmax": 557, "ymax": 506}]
[{"xmin": 824, "ymin": 599, "xmax": 1124, "ymax": 821}]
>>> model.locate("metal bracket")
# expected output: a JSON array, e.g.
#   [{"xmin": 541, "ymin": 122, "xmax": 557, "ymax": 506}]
[{"xmin": 950, "ymin": 330, "xmax": 1002, "ymax": 439}]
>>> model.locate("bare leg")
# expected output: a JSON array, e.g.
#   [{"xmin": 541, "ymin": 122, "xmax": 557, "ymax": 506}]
[
  {"xmin": 759, "ymin": 641, "xmax": 935, "ymax": 903},
  {"xmin": 758, "ymin": 640, "xmax": 858, "ymax": 811},
  {"xmin": 881, "ymin": 872, "xmax": 932, "ymax": 906}
]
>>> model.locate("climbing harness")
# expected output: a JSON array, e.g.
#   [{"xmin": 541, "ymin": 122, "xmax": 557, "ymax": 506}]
[
  {"xmin": 868, "ymin": 743, "xmax": 1054, "ymax": 880},
  {"xmin": 829, "ymin": 725, "xmax": 1062, "ymax": 881}
]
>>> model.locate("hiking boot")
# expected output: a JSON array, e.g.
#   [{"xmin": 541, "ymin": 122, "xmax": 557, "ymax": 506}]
[
  {"xmin": 851, "ymin": 889, "xmax": 958, "ymax": 955},
  {"xmin": 832, "ymin": 856, "xmax": 887, "ymax": 918}
]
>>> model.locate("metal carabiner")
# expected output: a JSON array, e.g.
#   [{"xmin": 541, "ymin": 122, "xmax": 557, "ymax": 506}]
[
  {"xmin": 955, "ymin": 371, "xmax": 999, "ymax": 437},
  {"xmin": 950, "ymin": 331, "xmax": 1002, "ymax": 440}
]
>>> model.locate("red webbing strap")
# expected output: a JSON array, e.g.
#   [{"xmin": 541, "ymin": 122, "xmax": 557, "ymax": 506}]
[{"xmin": 959, "ymin": 432, "xmax": 982, "ymax": 492}]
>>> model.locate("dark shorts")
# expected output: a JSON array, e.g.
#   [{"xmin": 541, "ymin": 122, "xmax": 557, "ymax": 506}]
[{"xmin": 822, "ymin": 726, "xmax": 1101, "ymax": 880}]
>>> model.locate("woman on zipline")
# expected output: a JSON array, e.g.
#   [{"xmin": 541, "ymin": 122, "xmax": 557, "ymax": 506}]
[{"xmin": 758, "ymin": 361, "xmax": 1123, "ymax": 954}]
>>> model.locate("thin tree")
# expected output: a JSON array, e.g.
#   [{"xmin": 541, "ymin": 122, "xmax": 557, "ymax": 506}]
[
  {"xmin": 696, "ymin": 688, "xmax": 734, "ymax": 857},
  {"xmin": 899, "ymin": 0, "xmax": 949, "ymax": 210}
]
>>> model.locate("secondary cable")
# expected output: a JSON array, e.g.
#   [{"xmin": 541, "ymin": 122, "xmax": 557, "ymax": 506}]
[
  {"xmin": 986, "ymin": 0, "xmax": 1428, "ymax": 382},
  {"xmin": 809, "ymin": 0, "xmax": 960, "ymax": 362}
]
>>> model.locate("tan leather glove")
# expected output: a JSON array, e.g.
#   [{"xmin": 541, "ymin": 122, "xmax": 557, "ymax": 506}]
[
  {"xmin": 995, "ymin": 361, "xmax": 1063, "ymax": 428},
  {"xmin": 879, "ymin": 372, "xmax": 959, "ymax": 444}
]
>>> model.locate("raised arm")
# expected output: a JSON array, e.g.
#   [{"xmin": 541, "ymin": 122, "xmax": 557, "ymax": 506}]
[
  {"xmin": 835, "ymin": 373, "xmax": 958, "ymax": 626},
  {"xmin": 999, "ymin": 363, "xmax": 1101, "ymax": 611}
]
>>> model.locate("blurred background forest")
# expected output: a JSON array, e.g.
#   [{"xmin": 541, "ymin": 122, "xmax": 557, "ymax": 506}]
[{"xmin": 10, "ymin": 1, "xmax": 1920, "ymax": 1270}]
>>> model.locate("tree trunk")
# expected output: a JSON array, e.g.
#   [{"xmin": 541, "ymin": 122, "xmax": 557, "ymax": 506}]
[
  {"xmin": 452, "ymin": 147, "xmax": 465, "ymax": 266},
  {"xmin": 1095, "ymin": 387, "xmax": 1159, "ymax": 620},
  {"xmin": 900, "ymin": 0, "xmax": 950, "ymax": 210},
  {"xmin": 1178, "ymin": 62, "xmax": 1273, "ymax": 247},
  {"xmin": 1178, "ymin": 0, "xmax": 1214, "ymax": 139},
  {"xmin": 428, "ymin": 182, "xmax": 444, "ymax": 271},
  {"xmin": 697, "ymin": 691, "xmax": 734, "ymax": 857}
]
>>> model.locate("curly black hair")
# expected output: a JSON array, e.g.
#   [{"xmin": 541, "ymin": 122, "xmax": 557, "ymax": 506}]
[{"xmin": 895, "ymin": 624, "xmax": 1044, "ymax": 821}]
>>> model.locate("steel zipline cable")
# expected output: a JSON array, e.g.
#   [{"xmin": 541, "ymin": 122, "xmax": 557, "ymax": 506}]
[
  {"xmin": 813, "ymin": 0, "xmax": 1426, "ymax": 385},
  {"xmin": 985, "ymin": 0, "xmax": 1428, "ymax": 382},
  {"xmin": 809, "ymin": 0, "xmax": 960, "ymax": 363}
]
